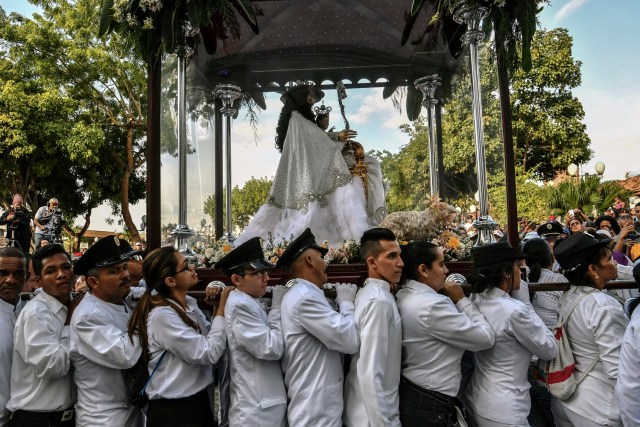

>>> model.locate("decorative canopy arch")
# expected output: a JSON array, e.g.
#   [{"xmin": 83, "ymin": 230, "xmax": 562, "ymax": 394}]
[{"xmin": 193, "ymin": 0, "xmax": 466, "ymax": 94}]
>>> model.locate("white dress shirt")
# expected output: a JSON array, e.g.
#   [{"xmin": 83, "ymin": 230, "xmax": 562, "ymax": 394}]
[
  {"xmin": 280, "ymin": 278, "xmax": 360, "ymax": 427},
  {"xmin": 145, "ymin": 295, "xmax": 226, "ymax": 399},
  {"xmin": 396, "ymin": 280, "xmax": 495, "ymax": 397},
  {"xmin": 616, "ymin": 306, "xmax": 640, "ymax": 426},
  {"xmin": 467, "ymin": 287, "xmax": 557, "ymax": 425},
  {"xmin": 344, "ymin": 278, "xmax": 402, "ymax": 427},
  {"xmin": 7, "ymin": 291, "xmax": 75, "ymax": 412},
  {"xmin": 225, "ymin": 289, "xmax": 286, "ymax": 426},
  {"xmin": 70, "ymin": 292, "xmax": 143, "ymax": 427},
  {"xmin": 0, "ymin": 298, "xmax": 24, "ymax": 425},
  {"xmin": 531, "ymin": 269, "xmax": 567, "ymax": 328},
  {"xmin": 556, "ymin": 286, "xmax": 628, "ymax": 426}
]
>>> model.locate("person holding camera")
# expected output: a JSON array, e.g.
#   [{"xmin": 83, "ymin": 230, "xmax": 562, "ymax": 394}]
[
  {"xmin": 34, "ymin": 198, "xmax": 66, "ymax": 248},
  {"xmin": 0, "ymin": 195, "xmax": 32, "ymax": 253}
]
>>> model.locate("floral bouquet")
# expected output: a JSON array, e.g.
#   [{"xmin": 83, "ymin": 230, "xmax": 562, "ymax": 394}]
[{"xmin": 433, "ymin": 230, "xmax": 472, "ymax": 262}]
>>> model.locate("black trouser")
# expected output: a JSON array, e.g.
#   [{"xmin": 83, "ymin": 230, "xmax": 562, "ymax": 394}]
[
  {"xmin": 399, "ymin": 376, "xmax": 459, "ymax": 427},
  {"xmin": 147, "ymin": 388, "xmax": 214, "ymax": 427},
  {"xmin": 8, "ymin": 408, "xmax": 74, "ymax": 427}
]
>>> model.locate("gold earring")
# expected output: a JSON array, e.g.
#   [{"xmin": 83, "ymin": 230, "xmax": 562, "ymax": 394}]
[{"xmin": 594, "ymin": 274, "xmax": 600, "ymax": 280}]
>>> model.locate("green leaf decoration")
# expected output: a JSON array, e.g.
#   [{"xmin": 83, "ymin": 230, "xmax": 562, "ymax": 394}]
[
  {"xmin": 233, "ymin": 0, "xmax": 258, "ymax": 26},
  {"xmin": 383, "ymin": 85, "xmax": 399, "ymax": 99},
  {"xmin": 249, "ymin": 91, "xmax": 267, "ymax": 110},
  {"xmin": 406, "ymin": 84, "xmax": 423, "ymax": 121},
  {"xmin": 410, "ymin": 0, "xmax": 425, "ymax": 17},
  {"xmin": 98, "ymin": 0, "xmax": 114, "ymax": 37},
  {"xmin": 186, "ymin": 0, "xmax": 202, "ymax": 30}
]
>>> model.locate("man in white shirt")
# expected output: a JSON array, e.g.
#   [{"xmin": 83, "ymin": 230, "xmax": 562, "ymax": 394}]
[
  {"xmin": 276, "ymin": 228, "xmax": 360, "ymax": 427},
  {"xmin": 0, "ymin": 247, "xmax": 27, "ymax": 426},
  {"xmin": 70, "ymin": 236, "xmax": 145, "ymax": 426},
  {"xmin": 215, "ymin": 237, "xmax": 288, "ymax": 426},
  {"xmin": 344, "ymin": 228, "xmax": 403, "ymax": 427},
  {"xmin": 7, "ymin": 244, "xmax": 77, "ymax": 426}
]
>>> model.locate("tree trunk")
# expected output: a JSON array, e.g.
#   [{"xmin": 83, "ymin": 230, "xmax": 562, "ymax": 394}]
[
  {"xmin": 121, "ymin": 122, "xmax": 141, "ymax": 243},
  {"xmin": 146, "ymin": 56, "xmax": 162, "ymax": 250},
  {"xmin": 72, "ymin": 210, "xmax": 93, "ymax": 251}
]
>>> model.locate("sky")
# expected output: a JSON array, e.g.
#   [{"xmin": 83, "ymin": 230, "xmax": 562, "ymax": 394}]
[{"xmin": 1, "ymin": 0, "xmax": 639, "ymax": 232}]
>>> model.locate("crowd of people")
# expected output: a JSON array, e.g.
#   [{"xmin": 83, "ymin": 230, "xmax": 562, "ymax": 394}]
[
  {"xmin": 0, "ymin": 196, "xmax": 69, "ymax": 254},
  {"xmin": 1, "ymin": 79, "xmax": 639, "ymax": 426},
  {"xmin": 1, "ymin": 218, "xmax": 639, "ymax": 427}
]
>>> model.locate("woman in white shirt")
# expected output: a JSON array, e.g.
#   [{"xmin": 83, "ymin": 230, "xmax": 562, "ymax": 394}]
[
  {"xmin": 522, "ymin": 237, "xmax": 567, "ymax": 329},
  {"xmin": 551, "ymin": 230, "xmax": 628, "ymax": 427},
  {"xmin": 396, "ymin": 241, "xmax": 495, "ymax": 426},
  {"xmin": 521, "ymin": 237, "xmax": 568, "ymax": 426},
  {"xmin": 616, "ymin": 264, "xmax": 640, "ymax": 426},
  {"xmin": 128, "ymin": 247, "xmax": 232, "ymax": 427},
  {"xmin": 466, "ymin": 241, "xmax": 557, "ymax": 427}
]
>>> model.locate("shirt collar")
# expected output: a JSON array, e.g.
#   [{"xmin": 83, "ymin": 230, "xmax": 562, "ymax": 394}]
[
  {"xmin": 364, "ymin": 277, "xmax": 391, "ymax": 292},
  {"xmin": 403, "ymin": 279, "xmax": 437, "ymax": 294},
  {"xmin": 486, "ymin": 287, "xmax": 511, "ymax": 298},
  {"xmin": 88, "ymin": 292, "xmax": 129, "ymax": 313},
  {"xmin": 0, "ymin": 297, "xmax": 19, "ymax": 314},
  {"xmin": 37, "ymin": 290, "xmax": 68, "ymax": 323},
  {"xmin": 292, "ymin": 278, "xmax": 324, "ymax": 295}
]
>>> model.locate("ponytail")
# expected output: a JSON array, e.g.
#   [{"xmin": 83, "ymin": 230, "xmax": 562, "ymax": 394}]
[{"xmin": 128, "ymin": 247, "xmax": 201, "ymax": 364}]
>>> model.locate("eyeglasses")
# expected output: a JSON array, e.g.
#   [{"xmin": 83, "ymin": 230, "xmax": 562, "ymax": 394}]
[
  {"xmin": 238, "ymin": 270, "xmax": 268, "ymax": 279},
  {"xmin": 175, "ymin": 262, "xmax": 193, "ymax": 275}
]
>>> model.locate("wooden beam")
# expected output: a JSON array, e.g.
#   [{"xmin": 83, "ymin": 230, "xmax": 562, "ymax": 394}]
[
  {"xmin": 496, "ymin": 45, "xmax": 519, "ymax": 247},
  {"xmin": 435, "ymin": 103, "xmax": 445, "ymax": 200},
  {"xmin": 146, "ymin": 57, "xmax": 162, "ymax": 251}
]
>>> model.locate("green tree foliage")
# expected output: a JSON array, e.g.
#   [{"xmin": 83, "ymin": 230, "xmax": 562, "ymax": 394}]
[
  {"xmin": 511, "ymin": 28, "xmax": 592, "ymax": 180},
  {"xmin": 547, "ymin": 176, "xmax": 631, "ymax": 218},
  {"xmin": 379, "ymin": 27, "xmax": 592, "ymax": 211},
  {"xmin": 203, "ymin": 177, "xmax": 272, "ymax": 230},
  {"xmin": 488, "ymin": 165, "xmax": 548, "ymax": 226},
  {"xmin": 0, "ymin": 1, "xmax": 148, "ymax": 245}
]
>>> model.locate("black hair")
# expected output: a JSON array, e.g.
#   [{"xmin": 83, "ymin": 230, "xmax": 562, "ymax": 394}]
[
  {"xmin": 275, "ymin": 87, "xmax": 316, "ymax": 152},
  {"xmin": 467, "ymin": 260, "xmax": 515, "ymax": 293},
  {"xmin": 32, "ymin": 244, "xmax": 71, "ymax": 275},
  {"xmin": 561, "ymin": 246, "xmax": 611, "ymax": 287},
  {"xmin": 360, "ymin": 228, "xmax": 397, "ymax": 260},
  {"xmin": 315, "ymin": 113, "xmax": 329, "ymax": 127},
  {"xmin": 0, "ymin": 247, "xmax": 27, "ymax": 262},
  {"xmin": 399, "ymin": 240, "xmax": 440, "ymax": 283},
  {"xmin": 522, "ymin": 238, "xmax": 552, "ymax": 283},
  {"xmin": 128, "ymin": 247, "xmax": 200, "ymax": 364}
]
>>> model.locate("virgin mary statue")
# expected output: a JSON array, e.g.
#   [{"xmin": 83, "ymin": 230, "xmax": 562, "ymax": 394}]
[{"xmin": 235, "ymin": 83, "xmax": 370, "ymax": 246}]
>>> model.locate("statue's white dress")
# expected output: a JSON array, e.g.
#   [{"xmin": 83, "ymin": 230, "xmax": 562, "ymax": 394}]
[{"xmin": 235, "ymin": 111, "xmax": 369, "ymax": 246}]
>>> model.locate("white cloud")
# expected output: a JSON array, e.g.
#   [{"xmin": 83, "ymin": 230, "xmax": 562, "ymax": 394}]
[
  {"xmin": 574, "ymin": 86, "xmax": 640, "ymax": 181},
  {"xmin": 554, "ymin": 0, "xmax": 589, "ymax": 21}
]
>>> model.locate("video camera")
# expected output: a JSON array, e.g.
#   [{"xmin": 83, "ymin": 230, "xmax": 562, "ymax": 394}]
[
  {"xmin": 6, "ymin": 206, "xmax": 29, "ymax": 229},
  {"xmin": 40, "ymin": 208, "xmax": 64, "ymax": 235}
]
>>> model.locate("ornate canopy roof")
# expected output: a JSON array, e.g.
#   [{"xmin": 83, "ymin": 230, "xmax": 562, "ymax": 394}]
[{"xmin": 192, "ymin": 0, "xmax": 467, "ymax": 93}]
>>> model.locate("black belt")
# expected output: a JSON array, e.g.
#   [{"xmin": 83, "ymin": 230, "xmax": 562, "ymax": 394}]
[
  {"xmin": 10, "ymin": 408, "xmax": 74, "ymax": 423},
  {"xmin": 400, "ymin": 376, "xmax": 457, "ymax": 408}
]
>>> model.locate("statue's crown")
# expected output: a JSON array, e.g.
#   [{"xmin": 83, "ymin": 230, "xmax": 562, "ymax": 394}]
[{"xmin": 313, "ymin": 103, "xmax": 332, "ymax": 116}]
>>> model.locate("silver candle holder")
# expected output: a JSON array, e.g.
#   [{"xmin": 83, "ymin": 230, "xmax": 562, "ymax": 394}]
[
  {"xmin": 414, "ymin": 74, "xmax": 442, "ymax": 198},
  {"xmin": 214, "ymin": 83, "xmax": 242, "ymax": 244},
  {"xmin": 171, "ymin": 19, "xmax": 198, "ymax": 257},
  {"xmin": 454, "ymin": 5, "xmax": 497, "ymax": 246}
]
